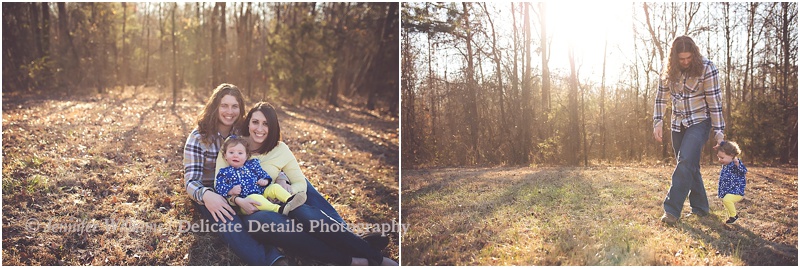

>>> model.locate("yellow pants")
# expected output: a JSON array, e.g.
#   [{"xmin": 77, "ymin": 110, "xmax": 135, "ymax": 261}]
[
  {"xmin": 240, "ymin": 184, "xmax": 292, "ymax": 214},
  {"xmin": 722, "ymin": 194, "xmax": 743, "ymax": 218}
]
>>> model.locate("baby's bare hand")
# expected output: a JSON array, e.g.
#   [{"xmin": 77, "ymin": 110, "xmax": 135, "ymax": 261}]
[
  {"xmin": 257, "ymin": 179, "xmax": 269, "ymax": 186},
  {"xmin": 228, "ymin": 185, "xmax": 242, "ymax": 196}
]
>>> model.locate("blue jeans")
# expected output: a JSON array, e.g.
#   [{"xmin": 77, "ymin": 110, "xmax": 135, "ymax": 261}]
[
  {"xmin": 288, "ymin": 204, "xmax": 383, "ymax": 265},
  {"xmin": 663, "ymin": 119, "xmax": 711, "ymax": 218},
  {"xmin": 195, "ymin": 203, "xmax": 284, "ymax": 265},
  {"xmin": 244, "ymin": 180, "xmax": 384, "ymax": 265},
  {"xmin": 242, "ymin": 210, "xmax": 353, "ymax": 265},
  {"xmin": 304, "ymin": 180, "xmax": 347, "ymax": 225}
]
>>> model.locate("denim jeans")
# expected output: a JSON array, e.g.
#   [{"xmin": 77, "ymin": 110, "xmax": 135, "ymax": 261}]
[
  {"xmin": 242, "ymin": 210, "xmax": 353, "ymax": 265},
  {"xmin": 663, "ymin": 119, "xmax": 711, "ymax": 218},
  {"xmin": 243, "ymin": 183, "xmax": 385, "ymax": 266},
  {"xmin": 288, "ymin": 204, "xmax": 384, "ymax": 265},
  {"xmin": 304, "ymin": 180, "xmax": 347, "ymax": 225},
  {"xmin": 195, "ymin": 203, "xmax": 284, "ymax": 265}
]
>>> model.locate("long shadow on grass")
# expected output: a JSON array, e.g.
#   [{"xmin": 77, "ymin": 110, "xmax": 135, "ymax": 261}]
[
  {"xmin": 404, "ymin": 168, "xmax": 587, "ymax": 265},
  {"xmin": 120, "ymin": 98, "xmax": 161, "ymax": 150},
  {"xmin": 404, "ymin": 167, "xmax": 667, "ymax": 265},
  {"xmin": 278, "ymin": 105, "xmax": 398, "ymax": 168},
  {"xmin": 171, "ymin": 108, "xmax": 189, "ymax": 137},
  {"xmin": 681, "ymin": 216, "xmax": 798, "ymax": 265}
]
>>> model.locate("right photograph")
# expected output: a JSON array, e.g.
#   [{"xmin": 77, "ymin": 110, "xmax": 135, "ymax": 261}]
[{"xmin": 400, "ymin": 2, "xmax": 798, "ymax": 266}]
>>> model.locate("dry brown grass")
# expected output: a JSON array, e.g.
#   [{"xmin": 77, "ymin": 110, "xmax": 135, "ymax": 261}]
[
  {"xmin": 401, "ymin": 165, "xmax": 797, "ymax": 265},
  {"xmin": 2, "ymin": 86, "xmax": 398, "ymax": 265}
]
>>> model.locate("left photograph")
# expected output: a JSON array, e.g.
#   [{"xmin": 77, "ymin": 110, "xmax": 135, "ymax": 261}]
[{"xmin": 2, "ymin": 2, "xmax": 399, "ymax": 266}]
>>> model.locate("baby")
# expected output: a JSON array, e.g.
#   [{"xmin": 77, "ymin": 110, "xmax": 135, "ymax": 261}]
[
  {"xmin": 716, "ymin": 140, "xmax": 748, "ymax": 224},
  {"xmin": 215, "ymin": 136, "xmax": 306, "ymax": 215}
]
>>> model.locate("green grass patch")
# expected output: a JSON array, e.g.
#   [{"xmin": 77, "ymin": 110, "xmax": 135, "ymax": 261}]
[{"xmin": 402, "ymin": 166, "xmax": 797, "ymax": 265}]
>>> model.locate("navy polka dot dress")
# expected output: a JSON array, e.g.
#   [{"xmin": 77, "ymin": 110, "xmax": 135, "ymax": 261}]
[
  {"xmin": 718, "ymin": 158, "xmax": 747, "ymax": 198},
  {"xmin": 215, "ymin": 158, "xmax": 272, "ymax": 197}
]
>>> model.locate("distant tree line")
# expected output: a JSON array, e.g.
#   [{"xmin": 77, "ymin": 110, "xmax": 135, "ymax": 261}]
[
  {"xmin": 3, "ymin": 2, "xmax": 399, "ymax": 114},
  {"xmin": 402, "ymin": 2, "xmax": 797, "ymax": 167}
]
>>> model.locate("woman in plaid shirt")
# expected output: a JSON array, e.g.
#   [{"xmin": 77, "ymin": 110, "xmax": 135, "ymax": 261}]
[
  {"xmin": 183, "ymin": 83, "xmax": 288, "ymax": 264},
  {"xmin": 653, "ymin": 36, "xmax": 726, "ymax": 225}
]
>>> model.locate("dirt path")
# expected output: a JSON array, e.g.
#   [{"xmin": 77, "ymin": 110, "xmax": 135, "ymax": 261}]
[
  {"xmin": 402, "ymin": 166, "xmax": 797, "ymax": 265},
  {"xmin": 2, "ymin": 87, "xmax": 398, "ymax": 265}
]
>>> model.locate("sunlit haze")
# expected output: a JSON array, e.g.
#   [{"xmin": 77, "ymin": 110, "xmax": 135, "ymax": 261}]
[{"xmin": 546, "ymin": 1, "xmax": 634, "ymax": 82}]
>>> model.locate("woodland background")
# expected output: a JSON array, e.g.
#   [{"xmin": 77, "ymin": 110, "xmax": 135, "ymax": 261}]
[
  {"xmin": 401, "ymin": 2, "xmax": 798, "ymax": 167},
  {"xmin": 3, "ymin": 2, "xmax": 399, "ymax": 113},
  {"xmin": 3, "ymin": 2, "xmax": 399, "ymax": 265}
]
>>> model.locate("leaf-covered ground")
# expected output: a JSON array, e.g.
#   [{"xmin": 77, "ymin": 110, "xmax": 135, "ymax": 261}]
[
  {"xmin": 2, "ymin": 86, "xmax": 398, "ymax": 265},
  {"xmin": 402, "ymin": 165, "xmax": 797, "ymax": 265}
]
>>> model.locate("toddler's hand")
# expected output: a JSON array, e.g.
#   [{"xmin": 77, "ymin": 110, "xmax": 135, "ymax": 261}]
[
  {"xmin": 257, "ymin": 179, "xmax": 269, "ymax": 187},
  {"xmin": 228, "ymin": 185, "xmax": 242, "ymax": 196}
]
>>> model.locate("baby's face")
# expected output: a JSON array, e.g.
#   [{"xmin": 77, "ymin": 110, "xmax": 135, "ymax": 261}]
[
  {"xmin": 225, "ymin": 143, "xmax": 248, "ymax": 168},
  {"xmin": 717, "ymin": 151, "xmax": 734, "ymax": 165}
]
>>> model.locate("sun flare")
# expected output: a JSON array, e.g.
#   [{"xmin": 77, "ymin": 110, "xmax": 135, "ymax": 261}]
[{"xmin": 544, "ymin": 1, "xmax": 634, "ymax": 77}]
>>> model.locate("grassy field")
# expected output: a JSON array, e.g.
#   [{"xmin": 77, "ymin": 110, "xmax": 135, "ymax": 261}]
[
  {"xmin": 402, "ymin": 165, "xmax": 797, "ymax": 265},
  {"xmin": 2, "ymin": 86, "xmax": 399, "ymax": 265}
]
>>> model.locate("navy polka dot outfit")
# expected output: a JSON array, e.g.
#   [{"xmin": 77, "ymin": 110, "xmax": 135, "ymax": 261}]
[
  {"xmin": 215, "ymin": 158, "xmax": 272, "ymax": 198},
  {"xmin": 718, "ymin": 158, "xmax": 747, "ymax": 198}
]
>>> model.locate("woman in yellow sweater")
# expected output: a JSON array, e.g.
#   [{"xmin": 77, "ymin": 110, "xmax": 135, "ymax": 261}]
[{"xmin": 216, "ymin": 102, "xmax": 397, "ymax": 265}]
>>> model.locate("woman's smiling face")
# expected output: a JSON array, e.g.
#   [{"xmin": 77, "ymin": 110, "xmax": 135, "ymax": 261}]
[
  {"xmin": 249, "ymin": 111, "xmax": 269, "ymax": 144},
  {"xmin": 218, "ymin": 95, "xmax": 240, "ymax": 127}
]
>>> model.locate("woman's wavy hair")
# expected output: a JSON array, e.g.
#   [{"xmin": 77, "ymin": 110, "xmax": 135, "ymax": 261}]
[
  {"xmin": 662, "ymin": 36, "xmax": 705, "ymax": 82},
  {"xmin": 239, "ymin": 102, "xmax": 281, "ymax": 155},
  {"xmin": 196, "ymin": 83, "xmax": 246, "ymax": 145}
]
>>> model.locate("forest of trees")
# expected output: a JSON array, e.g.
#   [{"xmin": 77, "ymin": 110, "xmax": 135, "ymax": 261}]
[
  {"xmin": 3, "ymin": 2, "xmax": 399, "ymax": 114},
  {"xmin": 402, "ymin": 2, "xmax": 797, "ymax": 167}
]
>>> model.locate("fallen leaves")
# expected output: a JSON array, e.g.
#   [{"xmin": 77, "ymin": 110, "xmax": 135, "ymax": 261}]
[{"xmin": 3, "ymin": 87, "xmax": 399, "ymax": 265}]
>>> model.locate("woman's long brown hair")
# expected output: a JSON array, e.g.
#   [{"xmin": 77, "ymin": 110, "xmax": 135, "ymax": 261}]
[
  {"xmin": 662, "ymin": 36, "xmax": 705, "ymax": 82},
  {"xmin": 195, "ymin": 83, "xmax": 245, "ymax": 144}
]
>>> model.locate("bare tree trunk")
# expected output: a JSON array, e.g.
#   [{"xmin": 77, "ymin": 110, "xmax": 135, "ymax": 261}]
[
  {"xmin": 780, "ymin": 2, "xmax": 797, "ymax": 164},
  {"xmin": 723, "ymin": 3, "xmax": 733, "ymax": 122},
  {"xmin": 172, "ymin": 3, "xmax": 178, "ymax": 109},
  {"xmin": 426, "ymin": 5, "xmax": 438, "ymax": 162},
  {"xmin": 57, "ymin": 2, "xmax": 81, "ymax": 91},
  {"xmin": 742, "ymin": 3, "xmax": 756, "ymax": 103},
  {"xmin": 40, "ymin": 3, "xmax": 51, "ymax": 89},
  {"xmin": 31, "ymin": 3, "xmax": 42, "ymax": 59},
  {"xmin": 366, "ymin": 3, "xmax": 397, "ymax": 111},
  {"xmin": 520, "ymin": 2, "xmax": 533, "ymax": 164},
  {"xmin": 510, "ymin": 3, "xmax": 523, "ymax": 164},
  {"xmin": 327, "ymin": 3, "xmax": 346, "ymax": 107},
  {"xmin": 567, "ymin": 46, "xmax": 580, "ymax": 165},
  {"xmin": 211, "ymin": 3, "xmax": 219, "ymax": 88},
  {"xmin": 538, "ymin": 3, "xmax": 550, "ymax": 114},
  {"xmin": 220, "ymin": 3, "xmax": 227, "ymax": 82},
  {"xmin": 600, "ymin": 38, "xmax": 607, "ymax": 160},
  {"xmin": 121, "ymin": 2, "xmax": 128, "ymax": 87},
  {"xmin": 480, "ymin": 3, "xmax": 507, "ymax": 157},
  {"xmin": 461, "ymin": 3, "xmax": 479, "ymax": 164},
  {"xmin": 643, "ymin": 3, "xmax": 668, "ymax": 159}
]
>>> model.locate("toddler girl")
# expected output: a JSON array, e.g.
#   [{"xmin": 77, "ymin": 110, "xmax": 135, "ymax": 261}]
[
  {"xmin": 716, "ymin": 140, "xmax": 748, "ymax": 224},
  {"xmin": 215, "ymin": 136, "xmax": 306, "ymax": 215}
]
